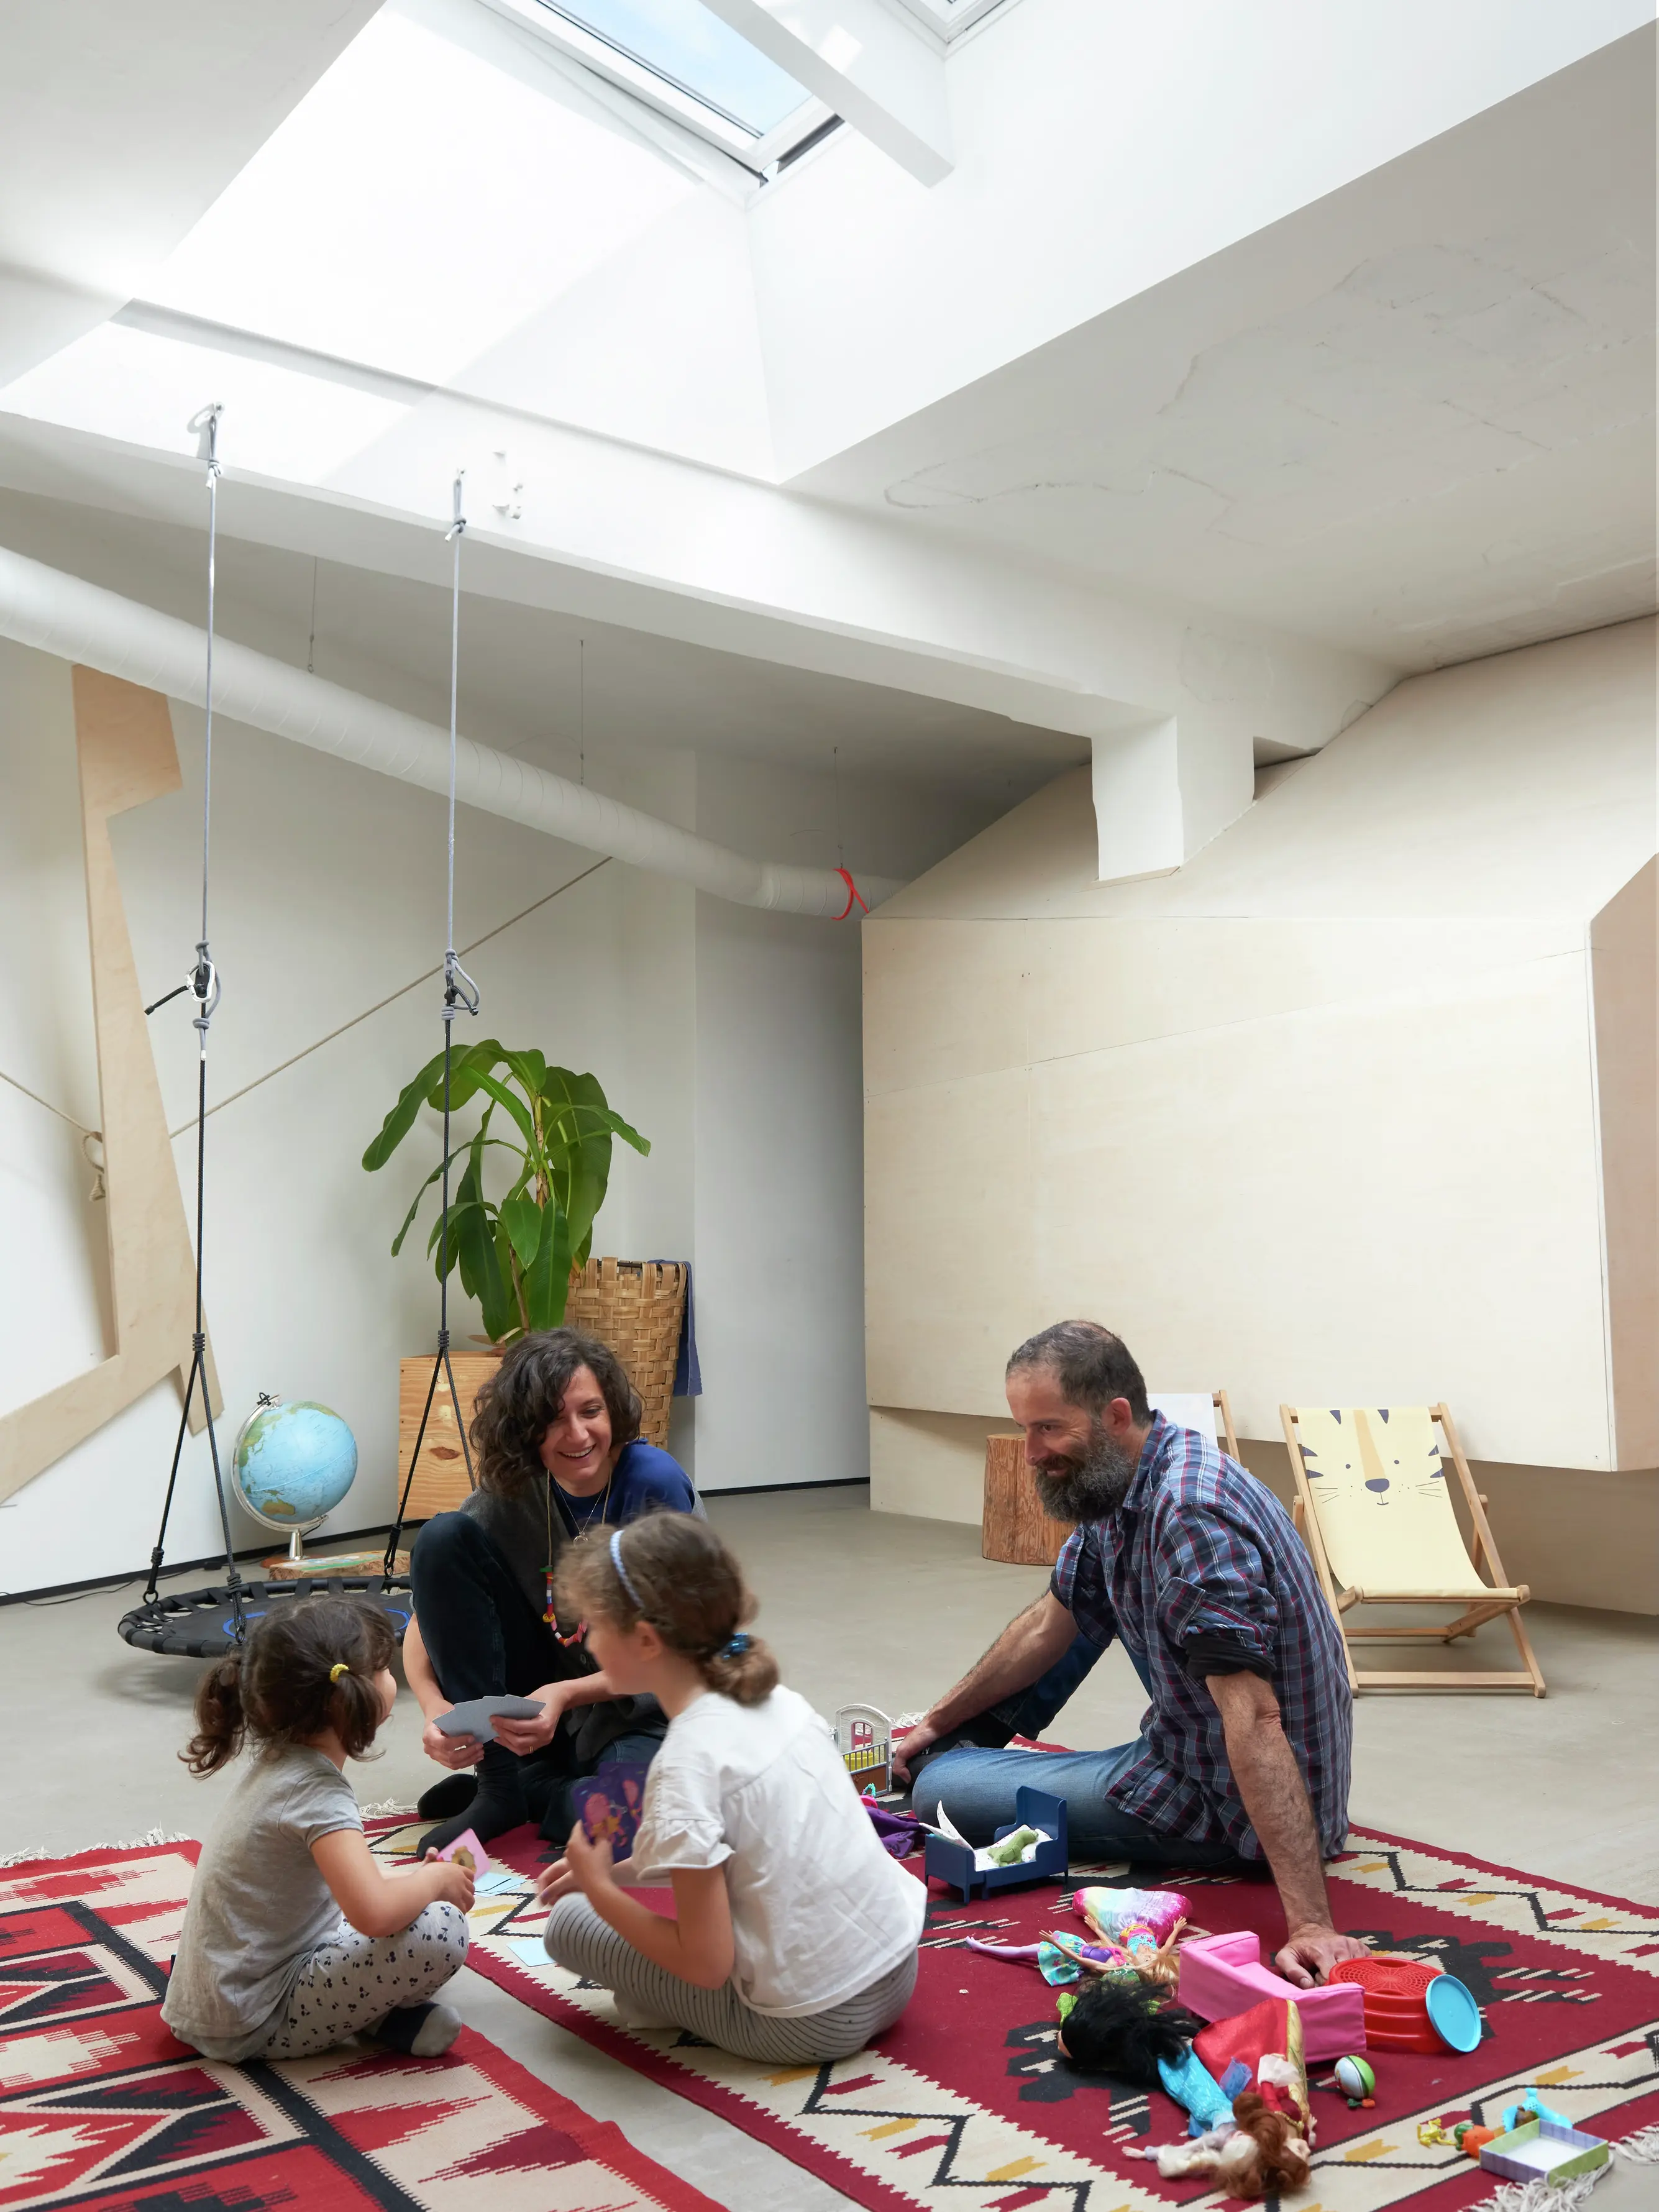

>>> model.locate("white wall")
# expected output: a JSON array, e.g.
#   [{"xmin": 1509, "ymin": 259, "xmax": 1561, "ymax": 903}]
[{"xmin": 0, "ymin": 604, "xmax": 997, "ymax": 1588}]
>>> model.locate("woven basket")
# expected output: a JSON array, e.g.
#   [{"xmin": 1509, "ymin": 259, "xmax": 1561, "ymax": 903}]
[
  {"xmin": 564, "ymin": 1258, "xmax": 687, "ymax": 1452},
  {"xmin": 396, "ymin": 1259, "xmax": 687, "ymax": 1519}
]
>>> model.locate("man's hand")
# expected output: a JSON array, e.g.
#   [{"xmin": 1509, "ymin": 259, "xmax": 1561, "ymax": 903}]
[
  {"xmin": 1274, "ymin": 1923, "xmax": 1371, "ymax": 1988},
  {"xmin": 421, "ymin": 1707, "xmax": 483, "ymax": 1770},
  {"xmin": 492, "ymin": 1683, "xmax": 567, "ymax": 1757},
  {"xmin": 890, "ymin": 1717, "xmax": 942, "ymax": 1787}
]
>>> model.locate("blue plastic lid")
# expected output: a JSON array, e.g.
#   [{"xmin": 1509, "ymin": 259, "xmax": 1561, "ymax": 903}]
[{"xmin": 1425, "ymin": 1972, "xmax": 1482, "ymax": 2053}]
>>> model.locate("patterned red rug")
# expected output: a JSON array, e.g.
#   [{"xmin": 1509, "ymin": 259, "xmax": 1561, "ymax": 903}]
[
  {"xmin": 0, "ymin": 1842, "xmax": 722, "ymax": 2211},
  {"xmin": 378, "ymin": 1816, "xmax": 1659, "ymax": 2212}
]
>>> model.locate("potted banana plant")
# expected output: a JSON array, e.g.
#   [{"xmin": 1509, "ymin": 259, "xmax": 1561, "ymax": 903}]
[{"xmin": 363, "ymin": 1043, "xmax": 648, "ymax": 1343}]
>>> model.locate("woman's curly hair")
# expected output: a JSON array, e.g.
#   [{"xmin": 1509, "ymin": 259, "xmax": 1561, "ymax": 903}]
[{"xmin": 472, "ymin": 1328, "xmax": 642, "ymax": 1495}]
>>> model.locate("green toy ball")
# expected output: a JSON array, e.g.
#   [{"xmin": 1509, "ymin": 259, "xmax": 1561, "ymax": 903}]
[{"xmin": 1332, "ymin": 2055, "xmax": 1376, "ymax": 2107}]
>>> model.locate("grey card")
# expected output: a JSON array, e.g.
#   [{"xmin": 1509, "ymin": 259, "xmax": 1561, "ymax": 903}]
[{"xmin": 436, "ymin": 1695, "xmax": 544, "ymax": 1742}]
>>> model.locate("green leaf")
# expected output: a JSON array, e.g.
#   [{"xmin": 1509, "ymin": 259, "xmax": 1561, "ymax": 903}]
[
  {"xmin": 464, "ymin": 1069, "xmax": 539, "ymax": 1153},
  {"xmin": 362, "ymin": 1044, "xmax": 451, "ymax": 1170},
  {"xmin": 390, "ymin": 1139, "xmax": 517, "ymax": 1257},
  {"xmin": 500, "ymin": 1192, "xmax": 543, "ymax": 1272},
  {"xmin": 436, "ymin": 1039, "xmax": 505, "ymax": 1111},
  {"xmin": 523, "ymin": 1199, "xmax": 573, "ymax": 1332}
]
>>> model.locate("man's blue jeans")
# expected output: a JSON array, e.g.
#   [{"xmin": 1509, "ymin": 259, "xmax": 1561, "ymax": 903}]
[
  {"xmin": 986, "ymin": 1631, "xmax": 1152, "ymax": 1739},
  {"xmin": 914, "ymin": 1633, "xmax": 1239, "ymax": 1864}
]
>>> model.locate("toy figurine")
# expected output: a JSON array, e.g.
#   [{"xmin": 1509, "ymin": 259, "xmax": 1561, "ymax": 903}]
[
  {"xmin": 1419, "ymin": 2118, "xmax": 1501, "ymax": 2158},
  {"xmin": 1073, "ymin": 1885, "xmax": 1197, "ymax": 1986}
]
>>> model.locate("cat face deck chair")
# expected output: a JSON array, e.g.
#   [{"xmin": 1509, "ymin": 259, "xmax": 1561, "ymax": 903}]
[{"xmin": 1281, "ymin": 1405, "xmax": 1545, "ymax": 1695}]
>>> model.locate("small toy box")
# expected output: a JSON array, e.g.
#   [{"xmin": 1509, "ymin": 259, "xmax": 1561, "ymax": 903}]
[
  {"xmin": 1479, "ymin": 2119, "xmax": 1609, "ymax": 2187},
  {"xmin": 835, "ymin": 1704, "xmax": 893, "ymax": 1794},
  {"xmin": 924, "ymin": 1785, "xmax": 1068, "ymax": 1904}
]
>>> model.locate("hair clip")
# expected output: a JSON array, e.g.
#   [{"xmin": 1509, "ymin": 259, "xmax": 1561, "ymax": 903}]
[
  {"xmin": 721, "ymin": 1632, "xmax": 751, "ymax": 1658},
  {"xmin": 328, "ymin": 1661, "xmax": 349, "ymax": 1683}
]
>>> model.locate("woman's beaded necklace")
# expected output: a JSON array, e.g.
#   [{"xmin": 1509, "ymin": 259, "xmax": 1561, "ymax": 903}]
[{"xmin": 543, "ymin": 1461, "xmax": 611, "ymax": 1638}]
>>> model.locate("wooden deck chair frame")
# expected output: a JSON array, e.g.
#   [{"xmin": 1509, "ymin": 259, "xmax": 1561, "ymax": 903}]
[
  {"xmin": 1213, "ymin": 1389, "xmax": 1240, "ymax": 1463},
  {"xmin": 1282, "ymin": 1403, "xmax": 1545, "ymax": 1696}
]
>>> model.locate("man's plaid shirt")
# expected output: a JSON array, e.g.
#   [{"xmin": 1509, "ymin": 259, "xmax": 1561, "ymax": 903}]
[{"xmin": 1051, "ymin": 1410, "xmax": 1351, "ymax": 1859}]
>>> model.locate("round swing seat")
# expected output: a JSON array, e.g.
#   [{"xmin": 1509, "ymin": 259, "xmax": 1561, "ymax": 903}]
[{"xmin": 117, "ymin": 1573, "xmax": 414, "ymax": 1659}]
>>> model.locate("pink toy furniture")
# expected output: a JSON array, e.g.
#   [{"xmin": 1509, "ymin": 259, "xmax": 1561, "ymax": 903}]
[{"xmin": 1177, "ymin": 1931, "xmax": 1367, "ymax": 2060}]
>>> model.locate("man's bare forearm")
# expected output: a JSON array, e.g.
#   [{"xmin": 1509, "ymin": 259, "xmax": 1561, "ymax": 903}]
[
  {"xmin": 1214, "ymin": 1690, "xmax": 1330, "ymax": 1929},
  {"xmin": 923, "ymin": 1594, "xmax": 1077, "ymax": 1733}
]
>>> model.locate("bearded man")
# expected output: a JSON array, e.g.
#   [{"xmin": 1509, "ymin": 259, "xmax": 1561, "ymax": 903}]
[{"xmin": 898, "ymin": 1321, "xmax": 1365, "ymax": 1988}]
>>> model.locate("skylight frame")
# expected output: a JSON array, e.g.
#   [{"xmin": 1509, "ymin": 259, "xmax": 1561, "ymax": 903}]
[
  {"xmin": 890, "ymin": 0, "xmax": 1020, "ymax": 39},
  {"xmin": 479, "ymin": 0, "xmax": 833, "ymax": 173}
]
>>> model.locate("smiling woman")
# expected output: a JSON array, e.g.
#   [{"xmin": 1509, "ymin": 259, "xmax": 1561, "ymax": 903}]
[{"xmin": 400, "ymin": 1328, "xmax": 699, "ymax": 1856}]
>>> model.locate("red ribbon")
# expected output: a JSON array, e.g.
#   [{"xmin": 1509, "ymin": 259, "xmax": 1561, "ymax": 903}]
[{"xmin": 835, "ymin": 867, "xmax": 869, "ymax": 921}]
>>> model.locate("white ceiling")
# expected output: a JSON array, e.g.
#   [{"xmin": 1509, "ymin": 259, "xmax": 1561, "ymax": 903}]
[
  {"xmin": 0, "ymin": 0, "xmax": 380, "ymax": 383},
  {"xmin": 797, "ymin": 30, "xmax": 1657, "ymax": 671}
]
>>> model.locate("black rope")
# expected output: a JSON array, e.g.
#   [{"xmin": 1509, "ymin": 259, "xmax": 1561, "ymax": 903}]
[
  {"xmin": 142, "ymin": 406, "xmax": 245, "ymax": 1641},
  {"xmin": 385, "ymin": 475, "xmax": 479, "ymax": 1576}
]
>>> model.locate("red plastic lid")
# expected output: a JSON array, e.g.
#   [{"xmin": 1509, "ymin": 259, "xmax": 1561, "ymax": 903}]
[{"xmin": 1330, "ymin": 1955, "xmax": 1442, "ymax": 1998}]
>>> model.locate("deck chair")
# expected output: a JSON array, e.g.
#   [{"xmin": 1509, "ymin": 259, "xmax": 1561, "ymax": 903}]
[{"xmin": 1282, "ymin": 1404, "xmax": 1544, "ymax": 1695}]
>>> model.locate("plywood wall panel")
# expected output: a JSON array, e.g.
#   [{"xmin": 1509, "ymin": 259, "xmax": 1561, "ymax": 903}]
[
  {"xmin": 864, "ymin": 1066, "xmax": 1035, "ymax": 1414},
  {"xmin": 1028, "ymin": 956, "xmax": 1608, "ymax": 1467},
  {"xmin": 1591, "ymin": 858, "xmax": 1659, "ymax": 1469},
  {"xmin": 863, "ymin": 920, "xmax": 1029, "ymax": 1096}
]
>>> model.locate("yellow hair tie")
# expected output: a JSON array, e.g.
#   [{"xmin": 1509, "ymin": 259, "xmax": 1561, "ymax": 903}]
[{"xmin": 329, "ymin": 1661, "xmax": 350, "ymax": 1683}]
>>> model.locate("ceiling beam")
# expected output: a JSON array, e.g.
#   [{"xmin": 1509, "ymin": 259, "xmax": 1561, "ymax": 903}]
[{"xmin": 703, "ymin": 0, "xmax": 953, "ymax": 183}]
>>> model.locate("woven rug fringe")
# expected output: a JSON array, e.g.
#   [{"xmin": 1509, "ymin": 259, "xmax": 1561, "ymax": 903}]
[
  {"xmin": 1464, "ymin": 2169, "xmax": 1610, "ymax": 2212},
  {"xmin": 1, "ymin": 1826, "xmax": 191, "ymax": 1865},
  {"xmin": 1464, "ymin": 2128, "xmax": 1659, "ymax": 2212}
]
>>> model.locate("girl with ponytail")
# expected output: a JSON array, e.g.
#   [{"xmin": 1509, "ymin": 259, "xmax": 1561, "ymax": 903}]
[
  {"xmin": 535, "ymin": 1514, "xmax": 924, "ymax": 2060},
  {"xmin": 163, "ymin": 1594, "xmax": 473, "ymax": 2062}
]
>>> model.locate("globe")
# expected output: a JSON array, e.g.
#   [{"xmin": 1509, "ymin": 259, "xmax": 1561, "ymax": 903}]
[{"xmin": 232, "ymin": 1396, "xmax": 358, "ymax": 1542}]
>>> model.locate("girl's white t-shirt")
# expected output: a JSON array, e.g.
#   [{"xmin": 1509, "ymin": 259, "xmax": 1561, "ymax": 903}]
[{"xmin": 626, "ymin": 1685, "xmax": 925, "ymax": 2016}]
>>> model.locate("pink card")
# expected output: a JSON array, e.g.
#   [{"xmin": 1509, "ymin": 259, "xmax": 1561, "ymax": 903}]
[{"xmin": 436, "ymin": 1827, "xmax": 491, "ymax": 1877}]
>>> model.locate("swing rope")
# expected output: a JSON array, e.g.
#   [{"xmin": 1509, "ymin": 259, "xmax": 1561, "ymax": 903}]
[
  {"xmin": 385, "ymin": 475, "xmax": 480, "ymax": 1576},
  {"xmin": 143, "ymin": 406, "xmax": 245, "ymax": 1637}
]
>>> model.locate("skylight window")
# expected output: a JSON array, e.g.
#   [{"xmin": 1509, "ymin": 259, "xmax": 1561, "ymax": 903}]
[{"xmin": 542, "ymin": 0, "xmax": 810, "ymax": 138}]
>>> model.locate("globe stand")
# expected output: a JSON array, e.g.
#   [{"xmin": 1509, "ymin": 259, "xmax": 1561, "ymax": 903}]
[{"xmin": 264, "ymin": 1541, "xmax": 413, "ymax": 1580}]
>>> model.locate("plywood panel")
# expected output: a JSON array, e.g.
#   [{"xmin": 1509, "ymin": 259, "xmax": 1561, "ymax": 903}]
[
  {"xmin": 1026, "ymin": 914, "xmax": 1578, "ymax": 1067},
  {"xmin": 864, "ymin": 1066, "xmax": 1034, "ymax": 1414},
  {"xmin": 1030, "ymin": 957, "xmax": 1608, "ymax": 1467},
  {"xmin": 869, "ymin": 1406, "xmax": 1012, "ymax": 1524},
  {"xmin": 1591, "ymin": 857, "xmax": 1659, "ymax": 1468},
  {"xmin": 863, "ymin": 919, "xmax": 1029, "ymax": 1097}
]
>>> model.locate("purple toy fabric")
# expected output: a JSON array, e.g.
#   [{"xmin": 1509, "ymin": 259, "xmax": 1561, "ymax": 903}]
[{"xmin": 862, "ymin": 1801, "xmax": 924, "ymax": 1857}]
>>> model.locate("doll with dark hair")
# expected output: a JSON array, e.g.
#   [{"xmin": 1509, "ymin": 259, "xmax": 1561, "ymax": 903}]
[{"xmin": 1055, "ymin": 1977, "xmax": 1206, "ymax": 2083}]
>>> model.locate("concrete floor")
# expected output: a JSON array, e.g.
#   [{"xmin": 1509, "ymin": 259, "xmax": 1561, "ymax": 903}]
[{"xmin": 5, "ymin": 1486, "xmax": 1656, "ymax": 2208}]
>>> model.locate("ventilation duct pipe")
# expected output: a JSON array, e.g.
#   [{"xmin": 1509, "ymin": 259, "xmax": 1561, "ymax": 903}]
[{"xmin": 0, "ymin": 545, "xmax": 902, "ymax": 917}]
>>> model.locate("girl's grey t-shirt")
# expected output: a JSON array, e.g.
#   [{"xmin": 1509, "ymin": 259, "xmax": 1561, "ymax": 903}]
[{"xmin": 162, "ymin": 1745, "xmax": 361, "ymax": 2059}]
